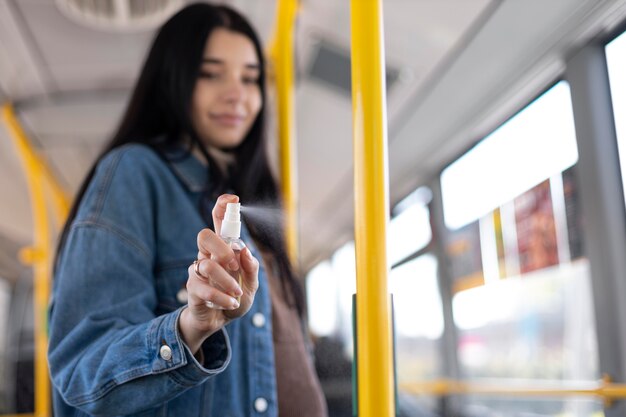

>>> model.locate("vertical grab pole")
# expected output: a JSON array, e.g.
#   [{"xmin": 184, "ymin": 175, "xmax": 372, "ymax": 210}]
[
  {"xmin": 350, "ymin": 1, "xmax": 395, "ymax": 416},
  {"xmin": 2, "ymin": 103, "xmax": 54, "ymax": 417},
  {"xmin": 272, "ymin": 0, "xmax": 299, "ymax": 263}
]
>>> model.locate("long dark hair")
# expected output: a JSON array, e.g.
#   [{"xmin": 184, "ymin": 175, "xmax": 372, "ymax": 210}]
[{"xmin": 55, "ymin": 3, "xmax": 304, "ymax": 316}]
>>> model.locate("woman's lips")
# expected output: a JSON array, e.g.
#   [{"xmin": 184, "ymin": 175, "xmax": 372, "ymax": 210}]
[{"xmin": 210, "ymin": 113, "xmax": 245, "ymax": 127}]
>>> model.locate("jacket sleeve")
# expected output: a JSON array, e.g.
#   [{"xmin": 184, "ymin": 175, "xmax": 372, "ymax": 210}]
[{"xmin": 47, "ymin": 146, "xmax": 231, "ymax": 416}]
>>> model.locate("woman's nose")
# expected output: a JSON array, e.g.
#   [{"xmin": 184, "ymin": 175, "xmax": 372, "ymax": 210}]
[{"xmin": 222, "ymin": 78, "xmax": 246, "ymax": 102}]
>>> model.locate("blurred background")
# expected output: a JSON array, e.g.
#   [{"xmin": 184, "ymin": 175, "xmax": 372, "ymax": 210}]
[{"xmin": 3, "ymin": 0, "xmax": 626, "ymax": 416}]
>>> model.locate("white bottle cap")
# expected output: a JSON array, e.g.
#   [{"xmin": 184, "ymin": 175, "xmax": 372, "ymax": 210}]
[{"xmin": 221, "ymin": 203, "xmax": 241, "ymax": 238}]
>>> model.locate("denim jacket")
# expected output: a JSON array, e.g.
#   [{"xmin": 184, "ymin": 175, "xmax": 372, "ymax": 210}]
[{"xmin": 48, "ymin": 144, "xmax": 277, "ymax": 417}]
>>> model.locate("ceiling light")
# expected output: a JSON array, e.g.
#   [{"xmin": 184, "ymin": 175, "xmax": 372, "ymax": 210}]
[{"xmin": 55, "ymin": 0, "xmax": 184, "ymax": 32}]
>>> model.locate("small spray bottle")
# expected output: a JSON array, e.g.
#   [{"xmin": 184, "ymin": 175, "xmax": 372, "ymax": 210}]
[{"xmin": 220, "ymin": 203, "xmax": 245, "ymax": 303}]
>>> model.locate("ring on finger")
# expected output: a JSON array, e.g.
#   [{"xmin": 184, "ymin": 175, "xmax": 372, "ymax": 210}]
[
  {"xmin": 193, "ymin": 259, "xmax": 205, "ymax": 278},
  {"xmin": 205, "ymin": 300, "xmax": 215, "ymax": 309}
]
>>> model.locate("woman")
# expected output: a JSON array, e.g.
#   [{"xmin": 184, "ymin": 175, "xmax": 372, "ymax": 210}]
[{"xmin": 48, "ymin": 3, "xmax": 328, "ymax": 416}]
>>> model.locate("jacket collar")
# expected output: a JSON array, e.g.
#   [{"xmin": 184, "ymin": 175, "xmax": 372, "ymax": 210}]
[{"xmin": 165, "ymin": 147, "xmax": 208, "ymax": 193}]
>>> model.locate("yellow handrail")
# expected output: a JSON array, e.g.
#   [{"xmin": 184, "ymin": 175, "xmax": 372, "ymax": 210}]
[
  {"xmin": 399, "ymin": 375, "xmax": 626, "ymax": 407},
  {"xmin": 350, "ymin": 1, "xmax": 395, "ymax": 416},
  {"xmin": 2, "ymin": 103, "xmax": 70, "ymax": 417},
  {"xmin": 44, "ymin": 171, "xmax": 71, "ymax": 229},
  {"xmin": 269, "ymin": 0, "xmax": 299, "ymax": 264}
]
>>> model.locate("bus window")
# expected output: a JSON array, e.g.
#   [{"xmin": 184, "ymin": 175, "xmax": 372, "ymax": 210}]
[
  {"xmin": 391, "ymin": 254, "xmax": 442, "ymax": 416},
  {"xmin": 441, "ymin": 82, "xmax": 599, "ymax": 416},
  {"xmin": 388, "ymin": 187, "xmax": 432, "ymax": 266},
  {"xmin": 606, "ymin": 30, "xmax": 626, "ymax": 207},
  {"xmin": 307, "ymin": 187, "xmax": 438, "ymax": 416},
  {"xmin": 307, "ymin": 261, "xmax": 338, "ymax": 338},
  {"xmin": 306, "ymin": 242, "xmax": 356, "ymax": 415},
  {"xmin": 441, "ymin": 81, "xmax": 578, "ymax": 230}
]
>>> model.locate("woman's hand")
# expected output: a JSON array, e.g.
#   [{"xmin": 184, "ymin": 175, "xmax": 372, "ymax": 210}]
[{"xmin": 179, "ymin": 194, "xmax": 259, "ymax": 355}]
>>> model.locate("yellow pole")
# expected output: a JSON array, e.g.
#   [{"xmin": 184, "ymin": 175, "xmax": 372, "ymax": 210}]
[
  {"xmin": 42, "ymin": 163, "xmax": 70, "ymax": 228},
  {"xmin": 399, "ymin": 374, "xmax": 626, "ymax": 408},
  {"xmin": 2, "ymin": 103, "xmax": 69, "ymax": 417},
  {"xmin": 271, "ymin": 0, "xmax": 299, "ymax": 263},
  {"xmin": 350, "ymin": 1, "xmax": 395, "ymax": 416}
]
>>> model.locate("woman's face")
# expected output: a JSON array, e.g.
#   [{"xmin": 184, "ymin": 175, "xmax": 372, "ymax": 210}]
[{"xmin": 191, "ymin": 28, "xmax": 262, "ymax": 150}]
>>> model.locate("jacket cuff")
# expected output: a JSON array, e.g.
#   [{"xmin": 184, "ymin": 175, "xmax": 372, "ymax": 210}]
[{"xmin": 148, "ymin": 307, "xmax": 231, "ymax": 386}]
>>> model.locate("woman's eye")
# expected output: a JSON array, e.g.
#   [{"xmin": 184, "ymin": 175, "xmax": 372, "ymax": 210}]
[
  {"xmin": 243, "ymin": 77, "xmax": 259, "ymax": 85},
  {"xmin": 199, "ymin": 71, "xmax": 219, "ymax": 79}
]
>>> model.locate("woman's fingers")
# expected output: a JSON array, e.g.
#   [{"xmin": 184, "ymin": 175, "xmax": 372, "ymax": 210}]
[
  {"xmin": 238, "ymin": 247, "xmax": 259, "ymax": 292},
  {"xmin": 187, "ymin": 262, "xmax": 241, "ymax": 310},
  {"xmin": 196, "ymin": 285, "xmax": 240, "ymax": 310},
  {"xmin": 189, "ymin": 259, "xmax": 243, "ymax": 297},
  {"xmin": 221, "ymin": 247, "xmax": 258, "ymax": 320},
  {"xmin": 197, "ymin": 228, "xmax": 239, "ymax": 270},
  {"xmin": 212, "ymin": 194, "xmax": 239, "ymax": 235}
]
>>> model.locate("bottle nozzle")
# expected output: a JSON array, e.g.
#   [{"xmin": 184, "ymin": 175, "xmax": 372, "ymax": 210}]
[
  {"xmin": 225, "ymin": 203, "xmax": 241, "ymax": 222},
  {"xmin": 221, "ymin": 202, "xmax": 242, "ymax": 238}
]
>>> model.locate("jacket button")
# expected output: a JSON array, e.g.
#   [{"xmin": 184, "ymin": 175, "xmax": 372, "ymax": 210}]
[
  {"xmin": 254, "ymin": 397, "xmax": 268, "ymax": 413},
  {"xmin": 252, "ymin": 313, "xmax": 266, "ymax": 328},
  {"xmin": 160, "ymin": 345, "xmax": 173, "ymax": 361},
  {"xmin": 176, "ymin": 288, "xmax": 188, "ymax": 304}
]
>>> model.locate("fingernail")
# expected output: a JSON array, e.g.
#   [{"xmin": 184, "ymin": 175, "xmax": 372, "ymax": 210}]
[
  {"xmin": 246, "ymin": 248, "xmax": 254, "ymax": 260},
  {"xmin": 234, "ymin": 286, "xmax": 243, "ymax": 297},
  {"xmin": 231, "ymin": 298, "xmax": 240, "ymax": 309},
  {"xmin": 228, "ymin": 259, "xmax": 239, "ymax": 271}
]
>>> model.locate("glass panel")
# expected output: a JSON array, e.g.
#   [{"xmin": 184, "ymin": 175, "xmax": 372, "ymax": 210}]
[
  {"xmin": 454, "ymin": 260, "xmax": 597, "ymax": 381},
  {"xmin": 388, "ymin": 203, "xmax": 431, "ymax": 266},
  {"xmin": 440, "ymin": 80, "xmax": 598, "ymax": 416},
  {"xmin": 462, "ymin": 398, "xmax": 603, "ymax": 417},
  {"xmin": 392, "ymin": 254, "xmax": 443, "ymax": 417},
  {"xmin": 449, "ymin": 166, "xmax": 598, "ymax": 416},
  {"xmin": 321, "ymin": 242, "xmax": 357, "ymax": 360},
  {"xmin": 388, "ymin": 186, "xmax": 432, "ymax": 266},
  {"xmin": 449, "ymin": 170, "xmax": 598, "ymax": 417},
  {"xmin": 0, "ymin": 278, "xmax": 12, "ymax": 412},
  {"xmin": 391, "ymin": 254, "xmax": 443, "ymax": 378},
  {"xmin": 441, "ymin": 81, "xmax": 578, "ymax": 230},
  {"xmin": 306, "ymin": 245, "xmax": 356, "ymax": 417},
  {"xmin": 606, "ymin": 31, "xmax": 626, "ymax": 206},
  {"xmin": 305, "ymin": 241, "xmax": 356, "ymax": 356},
  {"xmin": 0, "ymin": 275, "xmax": 35, "ymax": 414},
  {"xmin": 306, "ymin": 261, "xmax": 338, "ymax": 337}
]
